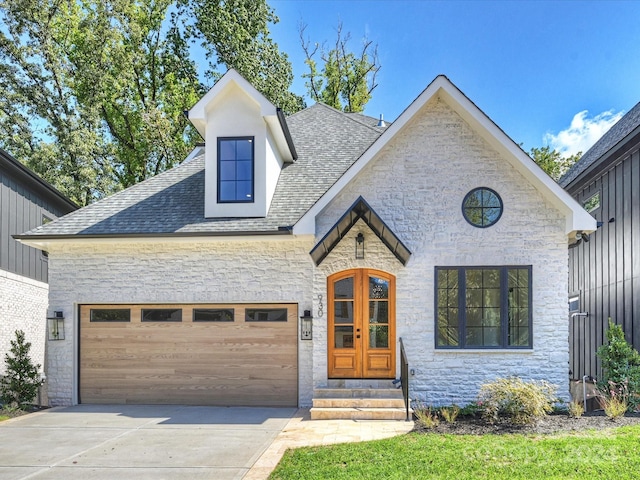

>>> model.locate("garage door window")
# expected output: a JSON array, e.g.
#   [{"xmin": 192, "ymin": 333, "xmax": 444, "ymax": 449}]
[
  {"xmin": 142, "ymin": 309, "xmax": 182, "ymax": 322},
  {"xmin": 246, "ymin": 308, "xmax": 287, "ymax": 322},
  {"xmin": 193, "ymin": 308, "xmax": 234, "ymax": 322},
  {"xmin": 90, "ymin": 309, "xmax": 131, "ymax": 322}
]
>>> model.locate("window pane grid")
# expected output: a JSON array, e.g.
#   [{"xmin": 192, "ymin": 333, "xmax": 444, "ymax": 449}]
[
  {"xmin": 436, "ymin": 266, "xmax": 531, "ymax": 349},
  {"xmin": 218, "ymin": 137, "xmax": 254, "ymax": 203}
]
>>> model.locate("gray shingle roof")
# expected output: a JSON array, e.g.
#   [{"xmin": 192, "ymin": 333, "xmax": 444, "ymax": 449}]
[
  {"xmin": 560, "ymin": 102, "xmax": 640, "ymax": 188},
  {"xmin": 19, "ymin": 103, "xmax": 383, "ymax": 238}
]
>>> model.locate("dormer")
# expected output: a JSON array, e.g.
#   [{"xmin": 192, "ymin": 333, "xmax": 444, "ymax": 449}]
[{"xmin": 188, "ymin": 69, "xmax": 297, "ymax": 218}]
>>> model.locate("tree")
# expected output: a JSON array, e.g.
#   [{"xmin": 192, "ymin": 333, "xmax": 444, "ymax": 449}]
[
  {"xmin": 529, "ymin": 146, "xmax": 581, "ymax": 182},
  {"xmin": 300, "ymin": 22, "xmax": 380, "ymax": 113},
  {"xmin": 0, "ymin": 0, "xmax": 302, "ymax": 205},
  {"xmin": 0, "ymin": 330, "xmax": 44, "ymax": 408}
]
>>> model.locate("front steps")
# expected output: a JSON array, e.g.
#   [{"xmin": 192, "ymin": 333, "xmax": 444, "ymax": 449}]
[{"xmin": 310, "ymin": 385, "xmax": 410, "ymax": 420}]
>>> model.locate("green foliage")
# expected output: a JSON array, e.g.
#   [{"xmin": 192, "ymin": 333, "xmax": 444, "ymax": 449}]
[
  {"xmin": 439, "ymin": 405, "xmax": 460, "ymax": 424},
  {"xmin": 478, "ymin": 376, "xmax": 557, "ymax": 425},
  {"xmin": 0, "ymin": 330, "xmax": 44, "ymax": 408},
  {"xmin": 599, "ymin": 381, "xmax": 629, "ymax": 419},
  {"xmin": 567, "ymin": 400, "xmax": 584, "ymax": 418},
  {"xmin": 597, "ymin": 319, "xmax": 640, "ymax": 410},
  {"xmin": 529, "ymin": 146, "xmax": 581, "ymax": 181},
  {"xmin": 0, "ymin": 0, "xmax": 304, "ymax": 205},
  {"xmin": 459, "ymin": 402, "xmax": 484, "ymax": 417},
  {"xmin": 185, "ymin": 0, "xmax": 304, "ymax": 114},
  {"xmin": 300, "ymin": 22, "xmax": 380, "ymax": 113}
]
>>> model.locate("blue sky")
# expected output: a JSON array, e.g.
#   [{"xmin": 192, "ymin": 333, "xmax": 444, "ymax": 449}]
[{"xmin": 268, "ymin": 0, "xmax": 640, "ymax": 154}]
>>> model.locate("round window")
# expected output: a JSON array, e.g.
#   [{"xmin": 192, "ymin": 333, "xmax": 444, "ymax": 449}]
[{"xmin": 462, "ymin": 187, "xmax": 503, "ymax": 228}]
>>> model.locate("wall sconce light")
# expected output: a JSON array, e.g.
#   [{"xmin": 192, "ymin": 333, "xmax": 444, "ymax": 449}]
[
  {"xmin": 47, "ymin": 311, "xmax": 65, "ymax": 341},
  {"xmin": 300, "ymin": 310, "xmax": 313, "ymax": 340},
  {"xmin": 355, "ymin": 233, "xmax": 365, "ymax": 259}
]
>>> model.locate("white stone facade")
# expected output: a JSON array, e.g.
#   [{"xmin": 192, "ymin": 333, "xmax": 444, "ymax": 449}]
[
  {"xmin": 45, "ymin": 238, "xmax": 315, "ymax": 406},
  {"xmin": 313, "ymin": 97, "xmax": 570, "ymax": 405},
  {"xmin": 44, "ymin": 96, "xmax": 572, "ymax": 408},
  {"xmin": 0, "ymin": 269, "xmax": 48, "ymax": 383}
]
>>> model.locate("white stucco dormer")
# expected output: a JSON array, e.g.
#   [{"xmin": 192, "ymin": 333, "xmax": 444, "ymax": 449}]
[{"xmin": 188, "ymin": 69, "xmax": 296, "ymax": 218}]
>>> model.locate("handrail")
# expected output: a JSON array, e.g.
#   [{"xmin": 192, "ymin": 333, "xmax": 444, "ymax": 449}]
[{"xmin": 399, "ymin": 337, "xmax": 410, "ymax": 421}]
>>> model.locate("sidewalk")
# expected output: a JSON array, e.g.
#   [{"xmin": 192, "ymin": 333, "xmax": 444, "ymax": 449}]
[{"xmin": 245, "ymin": 408, "xmax": 414, "ymax": 479}]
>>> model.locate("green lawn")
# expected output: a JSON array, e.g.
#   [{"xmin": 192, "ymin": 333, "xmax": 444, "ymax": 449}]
[
  {"xmin": 270, "ymin": 426, "xmax": 640, "ymax": 479},
  {"xmin": 0, "ymin": 416, "xmax": 9, "ymax": 422}
]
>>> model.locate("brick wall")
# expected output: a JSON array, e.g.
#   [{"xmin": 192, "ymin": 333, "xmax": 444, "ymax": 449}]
[
  {"xmin": 45, "ymin": 238, "xmax": 315, "ymax": 406},
  {"xmin": 314, "ymin": 96, "xmax": 570, "ymax": 405},
  {"xmin": 0, "ymin": 269, "xmax": 48, "ymax": 385}
]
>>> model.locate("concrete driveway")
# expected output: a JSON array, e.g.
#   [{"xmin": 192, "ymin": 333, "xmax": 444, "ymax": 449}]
[{"xmin": 0, "ymin": 404, "xmax": 296, "ymax": 480}]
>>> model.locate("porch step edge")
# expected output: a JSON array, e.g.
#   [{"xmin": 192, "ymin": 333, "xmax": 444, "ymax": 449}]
[
  {"xmin": 313, "ymin": 388, "xmax": 403, "ymax": 399},
  {"xmin": 312, "ymin": 398, "xmax": 406, "ymax": 408},
  {"xmin": 310, "ymin": 407, "xmax": 411, "ymax": 421}
]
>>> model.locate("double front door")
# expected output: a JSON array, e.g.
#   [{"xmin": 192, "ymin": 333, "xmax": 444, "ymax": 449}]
[{"xmin": 328, "ymin": 269, "xmax": 395, "ymax": 378}]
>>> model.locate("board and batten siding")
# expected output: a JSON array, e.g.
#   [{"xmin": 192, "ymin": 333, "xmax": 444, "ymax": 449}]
[
  {"xmin": 0, "ymin": 152, "xmax": 76, "ymax": 282},
  {"xmin": 567, "ymin": 138, "xmax": 640, "ymax": 380}
]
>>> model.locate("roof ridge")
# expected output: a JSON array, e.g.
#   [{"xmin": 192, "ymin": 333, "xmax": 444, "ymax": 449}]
[{"xmin": 290, "ymin": 102, "xmax": 385, "ymax": 135}]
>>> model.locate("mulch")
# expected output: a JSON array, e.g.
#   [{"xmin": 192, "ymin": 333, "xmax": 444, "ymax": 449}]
[{"xmin": 413, "ymin": 411, "xmax": 640, "ymax": 435}]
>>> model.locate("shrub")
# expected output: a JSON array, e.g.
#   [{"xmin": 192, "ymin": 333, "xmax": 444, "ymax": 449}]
[
  {"xmin": 478, "ymin": 376, "xmax": 558, "ymax": 425},
  {"xmin": 597, "ymin": 320, "xmax": 640, "ymax": 411},
  {"xmin": 0, "ymin": 330, "xmax": 44, "ymax": 408},
  {"xmin": 599, "ymin": 380, "xmax": 629, "ymax": 419},
  {"xmin": 459, "ymin": 402, "xmax": 484, "ymax": 417},
  {"xmin": 568, "ymin": 400, "xmax": 584, "ymax": 418},
  {"xmin": 439, "ymin": 405, "xmax": 460, "ymax": 424},
  {"xmin": 413, "ymin": 402, "xmax": 440, "ymax": 429}
]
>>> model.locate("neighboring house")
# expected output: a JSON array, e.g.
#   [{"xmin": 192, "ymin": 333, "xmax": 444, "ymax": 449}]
[
  {"xmin": 0, "ymin": 149, "xmax": 77, "ymax": 384},
  {"xmin": 17, "ymin": 70, "xmax": 595, "ymax": 415},
  {"xmin": 560, "ymin": 102, "xmax": 640, "ymax": 382}
]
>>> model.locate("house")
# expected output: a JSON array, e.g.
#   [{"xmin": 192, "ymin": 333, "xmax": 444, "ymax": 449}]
[
  {"xmin": 560, "ymin": 101, "xmax": 640, "ymax": 382},
  {"xmin": 1, "ymin": 149, "xmax": 77, "ymax": 387},
  {"xmin": 16, "ymin": 70, "xmax": 596, "ymax": 416}
]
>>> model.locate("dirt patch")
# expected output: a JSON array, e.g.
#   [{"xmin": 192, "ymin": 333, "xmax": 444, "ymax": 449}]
[{"xmin": 414, "ymin": 411, "xmax": 640, "ymax": 435}]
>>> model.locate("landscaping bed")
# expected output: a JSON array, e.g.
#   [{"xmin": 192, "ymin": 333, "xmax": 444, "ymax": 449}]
[{"xmin": 413, "ymin": 410, "xmax": 640, "ymax": 435}]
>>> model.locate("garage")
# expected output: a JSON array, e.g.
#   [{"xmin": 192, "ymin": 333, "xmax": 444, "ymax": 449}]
[{"xmin": 79, "ymin": 303, "xmax": 298, "ymax": 406}]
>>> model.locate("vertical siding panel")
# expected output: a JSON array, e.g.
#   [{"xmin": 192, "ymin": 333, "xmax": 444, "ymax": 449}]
[
  {"xmin": 616, "ymin": 163, "xmax": 625, "ymax": 330},
  {"xmin": 632, "ymin": 149, "xmax": 640, "ymax": 351},
  {"xmin": 623, "ymin": 156, "xmax": 633, "ymax": 345},
  {"xmin": 0, "ymin": 173, "xmax": 7, "ymax": 270},
  {"xmin": 8, "ymin": 178, "xmax": 17, "ymax": 273}
]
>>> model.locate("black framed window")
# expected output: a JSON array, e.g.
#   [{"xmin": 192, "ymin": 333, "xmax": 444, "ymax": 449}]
[
  {"xmin": 436, "ymin": 266, "xmax": 532, "ymax": 349},
  {"xmin": 193, "ymin": 308, "xmax": 234, "ymax": 322},
  {"xmin": 90, "ymin": 309, "xmax": 131, "ymax": 322},
  {"xmin": 462, "ymin": 187, "xmax": 503, "ymax": 228},
  {"xmin": 245, "ymin": 308, "xmax": 287, "ymax": 322},
  {"xmin": 142, "ymin": 309, "xmax": 182, "ymax": 322},
  {"xmin": 583, "ymin": 191, "xmax": 600, "ymax": 213},
  {"xmin": 218, "ymin": 137, "xmax": 254, "ymax": 203}
]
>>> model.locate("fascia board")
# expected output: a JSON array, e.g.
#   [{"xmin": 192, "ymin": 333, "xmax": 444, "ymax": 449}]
[{"xmin": 15, "ymin": 233, "xmax": 316, "ymax": 251}]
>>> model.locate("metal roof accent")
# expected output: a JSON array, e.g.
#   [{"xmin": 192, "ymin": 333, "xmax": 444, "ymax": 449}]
[{"xmin": 310, "ymin": 196, "xmax": 412, "ymax": 266}]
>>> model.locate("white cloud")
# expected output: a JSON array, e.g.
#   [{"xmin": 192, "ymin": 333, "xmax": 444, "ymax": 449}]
[{"xmin": 544, "ymin": 109, "xmax": 624, "ymax": 156}]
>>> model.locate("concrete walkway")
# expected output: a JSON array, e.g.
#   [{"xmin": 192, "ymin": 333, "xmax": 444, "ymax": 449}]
[{"xmin": 0, "ymin": 406, "xmax": 414, "ymax": 480}]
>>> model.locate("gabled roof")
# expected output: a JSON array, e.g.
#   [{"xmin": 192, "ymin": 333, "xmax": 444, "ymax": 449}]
[
  {"xmin": 16, "ymin": 103, "xmax": 383, "ymax": 247},
  {"xmin": 310, "ymin": 196, "xmax": 411, "ymax": 266},
  {"xmin": 294, "ymin": 75, "xmax": 597, "ymax": 237},
  {"xmin": 560, "ymin": 101, "xmax": 640, "ymax": 189},
  {"xmin": 188, "ymin": 69, "xmax": 297, "ymax": 162}
]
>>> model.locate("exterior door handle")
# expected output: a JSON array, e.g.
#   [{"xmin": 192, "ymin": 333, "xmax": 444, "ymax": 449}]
[{"xmin": 356, "ymin": 335, "xmax": 361, "ymax": 338}]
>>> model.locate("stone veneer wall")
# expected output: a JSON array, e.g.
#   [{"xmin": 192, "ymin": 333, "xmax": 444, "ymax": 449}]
[
  {"xmin": 45, "ymin": 238, "xmax": 315, "ymax": 406},
  {"xmin": 313, "ymin": 96, "xmax": 570, "ymax": 405},
  {"xmin": 0, "ymin": 269, "xmax": 48, "ymax": 387}
]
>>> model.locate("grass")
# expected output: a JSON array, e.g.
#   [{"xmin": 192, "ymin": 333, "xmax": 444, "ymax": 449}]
[
  {"xmin": 0, "ymin": 416, "xmax": 8, "ymax": 422},
  {"xmin": 269, "ymin": 426, "xmax": 640, "ymax": 479}
]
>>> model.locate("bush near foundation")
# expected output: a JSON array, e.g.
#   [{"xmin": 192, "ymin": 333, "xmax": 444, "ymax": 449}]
[
  {"xmin": 478, "ymin": 376, "xmax": 557, "ymax": 425},
  {"xmin": 0, "ymin": 330, "xmax": 44, "ymax": 409}
]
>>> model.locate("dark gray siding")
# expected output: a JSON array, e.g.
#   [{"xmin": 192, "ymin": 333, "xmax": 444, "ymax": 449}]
[
  {"xmin": 0, "ymin": 152, "xmax": 77, "ymax": 283},
  {"xmin": 567, "ymin": 138, "xmax": 640, "ymax": 380}
]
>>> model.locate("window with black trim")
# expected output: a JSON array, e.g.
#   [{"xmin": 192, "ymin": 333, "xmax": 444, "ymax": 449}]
[
  {"xmin": 462, "ymin": 187, "xmax": 503, "ymax": 228},
  {"xmin": 218, "ymin": 137, "xmax": 254, "ymax": 203},
  {"xmin": 90, "ymin": 309, "xmax": 131, "ymax": 322},
  {"xmin": 142, "ymin": 309, "xmax": 182, "ymax": 322},
  {"xmin": 245, "ymin": 308, "xmax": 287, "ymax": 322},
  {"xmin": 436, "ymin": 266, "xmax": 532, "ymax": 348},
  {"xmin": 193, "ymin": 308, "xmax": 234, "ymax": 322}
]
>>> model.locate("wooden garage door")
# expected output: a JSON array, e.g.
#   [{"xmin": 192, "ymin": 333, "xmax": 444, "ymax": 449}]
[{"xmin": 79, "ymin": 304, "xmax": 297, "ymax": 406}]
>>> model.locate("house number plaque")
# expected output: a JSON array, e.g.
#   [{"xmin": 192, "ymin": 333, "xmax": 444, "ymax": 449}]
[{"xmin": 317, "ymin": 294, "xmax": 323, "ymax": 317}]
